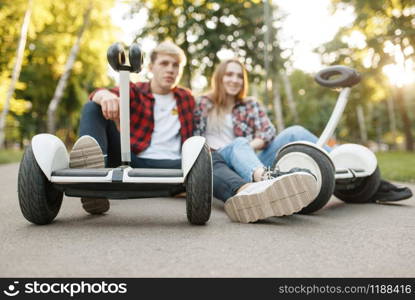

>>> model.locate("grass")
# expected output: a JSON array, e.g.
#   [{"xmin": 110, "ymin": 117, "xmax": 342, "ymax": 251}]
[
  {"xmin": 376, "ymin": 151, "xmax": 415, "ymax": 183},
  {"xmin": 0, "ymin": 149, "xmax": 23, "ymax": 165}
]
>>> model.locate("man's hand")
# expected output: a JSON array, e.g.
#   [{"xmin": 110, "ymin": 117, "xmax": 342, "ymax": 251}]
[{"xmin": 92, "ymin": 90, "xmax": 120, "ymax": 121}]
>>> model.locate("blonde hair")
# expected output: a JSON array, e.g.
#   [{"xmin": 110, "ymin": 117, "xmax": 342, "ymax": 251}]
[
  {"xmin": 206, "ymin": 59, "xmax": 249, "ymax": 132},
  {"xmin": 150, "ymin": 41, "xmax": 187, "ymax": 66}
]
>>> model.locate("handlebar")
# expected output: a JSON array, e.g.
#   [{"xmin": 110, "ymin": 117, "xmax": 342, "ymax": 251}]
[{"xmin": 315, "ymin": 65, "xmax": 361, "ymax": 88}]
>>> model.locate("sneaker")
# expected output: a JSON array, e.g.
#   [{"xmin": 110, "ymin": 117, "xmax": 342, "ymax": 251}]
[
  {"xmin": 261, "ymin": 166, "xmax": 317, "ymax": 181},
  {"xmin": 69, "ymin": 135, "xmax": 110, "ymax": 214},
  {"xmin": 369, "ymin": 180, "xmax": 413, "ymax": 203},
  {"xmin": 224, "ymin": 172, "xmax": 318, "ymax": 223}
]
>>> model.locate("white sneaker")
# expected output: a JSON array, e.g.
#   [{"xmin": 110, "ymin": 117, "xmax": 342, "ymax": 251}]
[
  {"xmin": 224, "ymin": 172, "xmax": 318, "ymax": 223},
  {"xmin": 70, "ymin": 135, "xmax": 109, "ymax": 215}
]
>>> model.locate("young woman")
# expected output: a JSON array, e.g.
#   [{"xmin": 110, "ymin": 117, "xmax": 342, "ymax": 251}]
[
  {"xmin": 194, "ymin": 59, "xmax": 412, "ymax": 222},
  {"xmin": 193, "ymin": 59, "xmax": 321, "ymax": 222}
]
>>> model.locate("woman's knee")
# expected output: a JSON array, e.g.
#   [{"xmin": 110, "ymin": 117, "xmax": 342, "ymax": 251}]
[
  {"xmin": 283, "ymin": 125, "xmax": 311, "ymax": 141},
  {"xmin": 230, "ymin": 137, "xmax": 250, "ymax": 148}
]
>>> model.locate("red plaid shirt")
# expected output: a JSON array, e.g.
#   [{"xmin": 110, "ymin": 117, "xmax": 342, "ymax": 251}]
[
  {"xmin": 193, "ymin": 95, "xmax": 276, "ymax": 145},
  {"xmin": 89, "ymin": 82, "xmax": 194, "ymax": 155}
]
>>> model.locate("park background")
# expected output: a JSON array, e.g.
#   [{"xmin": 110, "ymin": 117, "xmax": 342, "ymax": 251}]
[{"xmin": 0, "ymin": 0, "xmax": 414, "ymax": 183}]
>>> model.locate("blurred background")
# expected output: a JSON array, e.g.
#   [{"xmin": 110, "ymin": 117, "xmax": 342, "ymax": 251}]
[{"xmin": 0, "ymin": 0, "xmax": 414, "ymax": 181}]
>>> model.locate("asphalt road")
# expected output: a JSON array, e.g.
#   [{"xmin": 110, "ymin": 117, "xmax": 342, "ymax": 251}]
[{"xmin": 1, "ymin": 162, "xmax": 414, "ymax": 277}]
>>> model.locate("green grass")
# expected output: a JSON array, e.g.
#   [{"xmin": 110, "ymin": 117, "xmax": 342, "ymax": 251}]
[
  {"xmin": 0, "ymin": 149, "xmax": 23, "ymax": 165},
  {"xmin": 376, "ymin": 151, "xmax": 415, "ymax": 183}
]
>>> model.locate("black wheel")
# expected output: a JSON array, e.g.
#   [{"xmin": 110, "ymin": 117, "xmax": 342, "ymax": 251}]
[
  {"xmin": 18, "ymin": 145, "xmax": 63, "ymax": 225},
  {"xmin": 334, "ymin": 167, "xmax": 381, "ymax": 203},
  {"xmin": 274, "ymin": 144, "xmax": 335, "ymax": 214},
  {"xmin": 185, "ymin": 143, "xmax": 212, "ymax": 225}
]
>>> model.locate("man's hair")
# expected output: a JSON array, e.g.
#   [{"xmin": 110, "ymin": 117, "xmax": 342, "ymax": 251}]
[{"xmin": 150, "ymin": 41, "xmax": 186, "ymax": 66}]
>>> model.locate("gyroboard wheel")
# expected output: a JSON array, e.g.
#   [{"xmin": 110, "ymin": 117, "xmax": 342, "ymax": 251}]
[
  {"xmin": 334, "ymin": 166, "xmax": 381, "ymax": 203},
  {"xmin": 185, "ymin": 143, "xmax": 212, "ymax": 225},
  {"xmin": 274, "ymin": 144, "xmax": 335, "ymax": 214},
  {"xmin": 18, "ymin": 145, "xmax": 63, "ymax": 225}
]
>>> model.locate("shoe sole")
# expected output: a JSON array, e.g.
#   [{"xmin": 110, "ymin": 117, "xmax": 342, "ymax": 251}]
[
  {"xmin": 224, "ymin": 173, "xmax": 318, "ymax": 223},
  {"xmin": 69, "ymin": 135, "xmax": 109, "ymax": 214},
  {"xmin": 69, "ymin": 136, "xmax": 105, "ymax": 169}
]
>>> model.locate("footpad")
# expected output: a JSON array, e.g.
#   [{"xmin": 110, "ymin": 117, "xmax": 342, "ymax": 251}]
[
  {"xmin": 128, "ymin": 168, "xmax": 183, "ymax": 177},
  {"xmin": 52, "ymin": 168, "xmax": 111, "ymax": 177}
]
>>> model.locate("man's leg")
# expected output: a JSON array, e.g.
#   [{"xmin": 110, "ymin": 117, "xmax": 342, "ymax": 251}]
[
  {"xmin": 71, "ymin": 101, "xmax": 122, "ymax": 214},
  {"xmin": 79, "ymin": 101, "xmax": 121, "ymax": 167},
  {"xmin": 218, "ymin": 137, "xmax": 264, "ymax": 182},
  {"xmin": 257, "ymin": 125, "xmax": 332, "ymax": 167},
  {"xmin": 212, "ymin": 152, "xmax": 248, "ymax": 202}
]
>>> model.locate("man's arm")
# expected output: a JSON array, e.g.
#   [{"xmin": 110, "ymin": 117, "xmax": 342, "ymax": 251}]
[{"xmin": 92, "ymin": 89, "xmax": 120, "ymax": 122}]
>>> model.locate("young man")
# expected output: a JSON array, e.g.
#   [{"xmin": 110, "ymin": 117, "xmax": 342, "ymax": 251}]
[{"xmin": 71, "ymin": 41, "xmax": 194, "ymax": 214}]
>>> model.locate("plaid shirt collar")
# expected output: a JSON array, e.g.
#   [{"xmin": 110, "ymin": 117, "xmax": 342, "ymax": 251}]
[{"xmin": 138, "ymin": 81, "xmax": 183, "ymax": 103}]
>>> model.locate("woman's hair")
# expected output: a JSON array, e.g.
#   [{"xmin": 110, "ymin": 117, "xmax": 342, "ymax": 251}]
[
  {"xmin": 208, "ymin": 59, "xmax": 248, "ymax": 109},
  {"xmin": 206, "ymin": 59, "xmax": 248, "ymax": 132}
]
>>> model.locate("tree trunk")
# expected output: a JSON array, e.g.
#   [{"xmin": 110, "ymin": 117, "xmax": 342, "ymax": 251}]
[
  {"xmin": 263, "ymin": 0, "xmax": 271, "ymax": 108},
  {"xmin": 395, "ymin": 87, "xmax": 414, "ymax": 151},
  {"xmin": 281, "ymin": 70, "xmax": 299, "ymax": 123},
  {"xmin": 272, "ymin": 76, "xmax": 284, "ymax": 132},
  {"xmin": 356, "ymin": 105, "xmax": 367, "ymax": 144},
  {"xmin": 47, "ymin": 3, "xmax": 92, "ymax": 134},
  {"xmin": 0, "ymin": 0, "xmax": 33, "ymax": 149},
  {"xmin": 386, "ymin": 96, "xmax": 397, "ymax": 149}
]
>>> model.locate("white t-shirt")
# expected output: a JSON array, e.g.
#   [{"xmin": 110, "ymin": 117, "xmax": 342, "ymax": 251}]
[
  {"xmin": 138, "ymin": 93, "xmax": 181, "ymax": 160},
  {"xmin": 205, "ymin": 114, "xmax": 235, "ymax": 150}
]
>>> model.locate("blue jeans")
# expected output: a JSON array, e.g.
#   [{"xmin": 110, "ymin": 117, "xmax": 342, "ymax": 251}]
[
  {"xmin": 79, "ymin": 101, "xmax": 181, "ymax": 169},
  {"xmin": 218, "ymin": 125, "xmax": 331, "ymax": 182}
]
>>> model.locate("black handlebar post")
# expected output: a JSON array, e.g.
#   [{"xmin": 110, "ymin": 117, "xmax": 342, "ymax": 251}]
[{"xmin": 315, "ymin": 65, "xmax": 361, "ymax": 88}]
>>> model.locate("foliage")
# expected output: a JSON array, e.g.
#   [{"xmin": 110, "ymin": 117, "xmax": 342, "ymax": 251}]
[
  {"xmin": 0, "ymin": 148, "xmax": 23, "ymax": 164},
  {"xmin": 0, "ymin": 0, "xmax": 118, "ymax": 147},
  {"xmin": 130, "ymin": 0, "xmax": 284, "ymax": 90},
  {"xmin": 320, "ymin": 0, "xmax": 415, "ymax": 147}
]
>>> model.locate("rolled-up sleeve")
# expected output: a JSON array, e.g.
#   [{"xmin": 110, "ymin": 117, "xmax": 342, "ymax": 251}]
[{"xmin": 252, "ymin": 101, "xmax": 276, "ymax": 144}]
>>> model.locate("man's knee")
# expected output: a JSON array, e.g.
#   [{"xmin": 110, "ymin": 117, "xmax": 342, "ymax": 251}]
[{"xmin": 82, "ymin": 101, "xmax": 102, "ymax": 116}]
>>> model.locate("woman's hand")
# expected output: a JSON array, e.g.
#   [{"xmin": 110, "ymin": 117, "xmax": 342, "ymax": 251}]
[{"xmin": 250, "ymin": 138, "xmax": 265, "ymax": 151}]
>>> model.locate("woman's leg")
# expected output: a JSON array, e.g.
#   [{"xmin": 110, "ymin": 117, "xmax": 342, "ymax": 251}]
[
  {"xmin": 257, "ymin": 125, "xmax": 332, "ymax": 167},
  {"xmin": 218, "ymin": 137, "xmax": 264, "ymax": 182}
]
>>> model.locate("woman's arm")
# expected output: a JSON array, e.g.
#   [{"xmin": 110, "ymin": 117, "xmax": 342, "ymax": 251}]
[{"xmin": 249, "ymin": 100, "xmax": 276, "ymax": 146}]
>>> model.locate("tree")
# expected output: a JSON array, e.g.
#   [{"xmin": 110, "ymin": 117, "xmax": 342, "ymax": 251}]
[
  {"xmin": 46, "ymin": 3, "xmax": 92, "ymax": 134},
  {"xmin": 324, "ymin": 0, "xmax": 415, "ymax": 150},
  {"xmin": 0, "ymin": 0, "xmax": 118, "ymax": 146},
  {"xmin": 0, "ymin": 0, "xmax": 33, "ymax": 149},
  {"xmin": 129, "ymin": 0, "xmax": 284, "ymax": 90}
]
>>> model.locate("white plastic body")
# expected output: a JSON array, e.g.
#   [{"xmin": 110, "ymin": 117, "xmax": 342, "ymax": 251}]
[
  {"xmin": 181, "ymin": 136, "xmax": 206, "ymax": 179},
  {"xmin": 275, "ymin": 141, "xmax": 334, "ymax": 192},
  {"xmin": 329, "ymin": 144, "xmax": 377, "ymax": 179},
  {"xmin": 119, "ymin": 70, "xmax": 131, "ymax": 163},
  {"xmin": 31, "ymin": 134, "xmax": 69, "ymax": 181},
  {"xmin": 317, "ymin": 87, "xmax": 351, "ymax": 147},
  {"xmin": 48, "ymin": 136, "xmax": 206, "ymax": 184}
]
